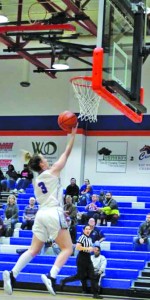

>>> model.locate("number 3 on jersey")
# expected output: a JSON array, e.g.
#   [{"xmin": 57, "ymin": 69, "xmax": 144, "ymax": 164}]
[{"xmin": 38, "ymin": 182, "xmax": 48, "ymax": 194}]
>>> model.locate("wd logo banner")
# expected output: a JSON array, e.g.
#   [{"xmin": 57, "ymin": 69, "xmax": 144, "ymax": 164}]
[
  {"xmin": 32, "ymin": 141, "xmax": 57, "ymax": 155},
  {"xmin": 0, "ymin": 136, "xmax": 64, "ymax": 173}
]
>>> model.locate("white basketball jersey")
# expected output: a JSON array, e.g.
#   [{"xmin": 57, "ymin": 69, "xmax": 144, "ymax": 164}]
[{"xmin": 34, "ymin": 169, "xmax": 63, "ymax": 209}]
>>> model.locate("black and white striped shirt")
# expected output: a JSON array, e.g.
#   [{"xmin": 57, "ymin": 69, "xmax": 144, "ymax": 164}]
[{"xmin": 77, "ymin": 234, "xmax": 93, "ymax": 252}]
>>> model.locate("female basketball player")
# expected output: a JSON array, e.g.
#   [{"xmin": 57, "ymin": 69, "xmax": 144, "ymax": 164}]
[{"xmin": 3, "ymin": 125, "xmax": 77, "ymax": 296}]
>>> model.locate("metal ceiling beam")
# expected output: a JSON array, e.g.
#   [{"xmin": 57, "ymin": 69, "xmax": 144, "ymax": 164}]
[
  {"xmin": 0, "ymin": 53, "xmax": 54, "ymax": 60},
  {"xmin": 16, "ymin": 0, "xmax": 23, "ymax": 45},
  {"xmin": 34, "ymin": 67, "xmax": 92, "ymax": 73},
  {"xmin": 37, "ymin": 0, "xmax": 97, "ymax": 36},
  {"xmin": 36, "ymin": 0, "xmax": 57, "ymax": 13},
  {"xmin": 62, "ymin": 0, "xmax": 97, "ymax": 35},
  {"xmin": 0, "ymin": 1, "xmax": 96, "ymax": 77},
  {"xmin": 0, "ymin": 34, "xmax": 56, "ymax": 78}
]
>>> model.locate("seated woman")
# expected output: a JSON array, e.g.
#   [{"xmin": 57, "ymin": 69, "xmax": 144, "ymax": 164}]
[
  {"xmin": 21, "ymin": 197, "xmax": 38, "ymax": 230},
  {"xmin": 14, "ymin": 164, "xmax": 33, "ymax": 193},
  {"xmin": 4, "ymin": 194, "xmax": 19, "ymax": 236},
  {"xmin": 78, "ymin": 179, "xmax": 93, "ymax": 205},
  {"xmin": 1, "ymin": 164, "xmax": 18, "ymax": 192}
]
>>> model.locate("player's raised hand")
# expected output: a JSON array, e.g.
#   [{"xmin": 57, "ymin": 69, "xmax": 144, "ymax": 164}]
[{"xmin": 71, "ymin": 123, "xmax": 78, "ymax": 135}]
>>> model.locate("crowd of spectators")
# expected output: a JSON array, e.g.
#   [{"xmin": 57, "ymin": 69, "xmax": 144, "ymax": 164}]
[
  {"xmin": 0, "ymin": 176, "xmax": 120, "ymax": 239},
  {"xmin": 0, "ymin": 173, "xmax": 150, "ymax": 298},
  {"xmin": 0, "ymin": 164, "xmax": 33, "ymax": 193}
]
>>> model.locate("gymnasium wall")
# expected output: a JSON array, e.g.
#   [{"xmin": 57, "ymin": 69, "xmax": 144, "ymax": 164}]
[{"xmin": 0, "ymin": 56, "xmax": 150, "ymax": 187}]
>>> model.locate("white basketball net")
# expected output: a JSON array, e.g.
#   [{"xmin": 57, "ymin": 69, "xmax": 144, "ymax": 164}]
[{"xmin": 71, "ymin": 77, "xmax": 101, "ymax": 122}]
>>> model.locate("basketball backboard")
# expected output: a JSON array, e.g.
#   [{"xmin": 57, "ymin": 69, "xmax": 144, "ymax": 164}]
[{"xmin": 92, "ymin": 0, "xmax": 147, "ymax": 123}]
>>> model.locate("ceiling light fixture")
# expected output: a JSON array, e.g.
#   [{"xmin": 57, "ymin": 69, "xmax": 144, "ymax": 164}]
[
  {"xmin": 0, "ymin": 15, "xmax": 8, "ymax": 23},
  {"xmin": 0, "ymin": 2, "xmax": 8, "ymax": 23},
  {"xmin": 52, "ymin": 57, "xmax": 69, "ymax": 70}
]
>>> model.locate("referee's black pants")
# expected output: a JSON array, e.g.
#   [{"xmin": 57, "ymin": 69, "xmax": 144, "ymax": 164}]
[{"xmin": 76, "ymin": 251, "xmax": 98, "ymax": 294}]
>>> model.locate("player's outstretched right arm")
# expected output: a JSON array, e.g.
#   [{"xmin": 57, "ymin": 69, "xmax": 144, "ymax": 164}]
[{"xmin": 51, "ymin": 125, "xmax": 78, "ymax": 175}]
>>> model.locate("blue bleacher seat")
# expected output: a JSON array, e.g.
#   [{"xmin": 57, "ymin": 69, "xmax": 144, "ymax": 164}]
[
  {"xmin": 76, "ymin": 225, "xmax": 138, "ymax": 235},
  {"xmin": 120, "ymin": 214, "xmax": 145, "ymax": 221},
  {"xmin": 119, "ymin": 208, "xmax": 150, "ymax": 214},
  {"xmin": 10, "ymin": 237, "xmax": 31, "ymax": 246},
  {"xmin": 106, "ymin": 259, "xmax": 145, "ymax": 269},
  {"xmin": 92, "ymin": 185, "xmax": 150, "ymax": 192},
  {"xmin": 102, "ymin": 250, "xmax": 150, "ymax": 261},
  {"xmin": 105, "ymin": 234, "xmax": 134, "ymax": 243},
  {"xmin": 102, "ymin": 278, "xmax": 132, "ymax": 289},
  {"xmin": 19, "ymin": 230, "xmax": 32, "ymax": 238},
  {"xmin": 0, "ymin": 184, "xmax": 150, "ymax": 294},
  {"xmin": 17, "ymin": 194, "xmax": 34, "ymax": 199}
]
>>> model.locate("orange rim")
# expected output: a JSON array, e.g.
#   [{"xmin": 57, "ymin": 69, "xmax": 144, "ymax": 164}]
[{"xmin": 70, "ymin": 76, "xmax": 92, "ymax": 87}]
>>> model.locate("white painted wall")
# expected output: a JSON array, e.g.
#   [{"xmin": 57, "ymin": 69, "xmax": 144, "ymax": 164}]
[
  {"xmin": 0, "ymin": 51, "xmax": 150, "ymax": 187},
  {"xmin": 84, "ymin": 136, "xmax": 150, "ymax": 187},
  {"xmin": 0, "ymin": 50, "xmax": 112, "ymax": 116}
]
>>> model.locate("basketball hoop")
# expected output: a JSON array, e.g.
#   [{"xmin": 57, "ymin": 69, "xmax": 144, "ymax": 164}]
[{"xmin": 70, "ymin": 76, "xmax": 101, "ymax": 122}]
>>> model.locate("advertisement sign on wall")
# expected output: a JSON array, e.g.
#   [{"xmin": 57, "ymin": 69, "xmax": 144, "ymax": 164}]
[
  {"xmin": 96, "ymin": 141, "xmax": 128, "ymax": 173},
  {"xmin": 0, "ymin": 138, "xmax": 59, "ymax": 173},
  {"xmin": 138, "ymin": 144, "xmax": 150, "ymax": 173}
]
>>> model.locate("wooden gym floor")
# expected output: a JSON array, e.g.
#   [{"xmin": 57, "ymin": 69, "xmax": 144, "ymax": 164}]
[{"xmin": 0, "ymin": 290, "xmax": 148, "ymax": 300}]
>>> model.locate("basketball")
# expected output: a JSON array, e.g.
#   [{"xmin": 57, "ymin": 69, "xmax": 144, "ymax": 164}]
[{"xmin": 58, "ymin": 111, "xmax": 77, "ymax": 132}]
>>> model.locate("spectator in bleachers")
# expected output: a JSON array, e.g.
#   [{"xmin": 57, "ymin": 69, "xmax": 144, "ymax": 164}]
[
  {"xmin": 14, "ymin": 164, "xmax": 33, "ymax": 193},
  {"xmin": 133, "ymin": 213, "xmax": 150, "ymax": 251},
  {"xmin": 98, "ymin": 191, "xmax": 105, "ymax": 204},
  {"xmin": 0, "ymin": 168, "xmax": 5, "ymax": 191},
  {"xmin": 90, "ymin": 246, "xmax": 107, "ymax": 296},
  {"xmin": 4, "ymin": 194, "xmax": 19, "ymax": 236},
  {"xmin": 88, "ymin": 218, "xmax": 105, "ymax": 247},
  {"xmin": 1, "ymin": 164, "xmax": 18, "ymax": 192},
  {"xmin": 65, "ymin": 178, "xmax": 79, "ymax": 204},
  {"xmin": 0, "ymin": 216, "xmax": 5, "ymax": 237},
  {"xmin": 21, "ymin": 197, "xmax": 38, "ymax": 230},
  {"xmin": 78, "ymin": 179, "xmax": 93, "ymax": 205},
  {"xmin": 64, "ymin": 195, "xmax": 77, "ymax": 225},
  {"xmin": 80, "ymin": 194, "xmax": 101, "ymax": 225},
  {"xmin": 94, "ymin": 192, "xmax": 119, "ymax": 226}
]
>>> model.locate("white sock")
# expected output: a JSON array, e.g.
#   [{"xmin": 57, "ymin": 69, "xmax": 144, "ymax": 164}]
[
  {"xmin": 12, "ymin": 250, "xmax": 33, "ymax": 278},
  {"xmin": 50, "ymin": 265, "xmax": 60, "ymax": 279}
]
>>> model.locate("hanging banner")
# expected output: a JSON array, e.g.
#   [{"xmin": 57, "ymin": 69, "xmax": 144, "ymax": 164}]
[{"xmin": 96, "ymin": 141, "xmax": 128, "ymax": 173}]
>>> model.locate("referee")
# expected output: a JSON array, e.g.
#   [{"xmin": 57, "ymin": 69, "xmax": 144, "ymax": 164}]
[{"xmin": 75, "ymin": 225, "xmax": 102, "ymax": 299}]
